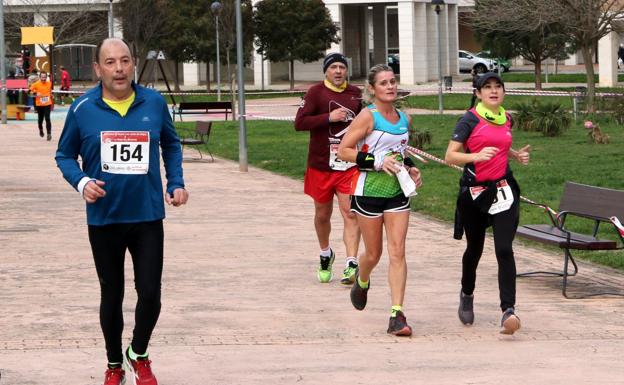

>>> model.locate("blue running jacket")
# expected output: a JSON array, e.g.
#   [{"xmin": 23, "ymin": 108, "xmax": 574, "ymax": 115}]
[{"xmin": 55, "ymin": 82, "xmax": 185, "ymax": 226}]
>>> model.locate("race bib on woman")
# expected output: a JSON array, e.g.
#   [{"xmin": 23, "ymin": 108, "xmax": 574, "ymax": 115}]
[
  {"xmin": 100, "ymin": 131, "xmax": 150, "ymax": 174},
  {"xmin": 469, "ymin": 179, "xmax": 514, "ymax": 215}
]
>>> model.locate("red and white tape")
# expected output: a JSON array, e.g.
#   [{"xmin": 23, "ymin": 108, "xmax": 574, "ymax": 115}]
[
  {"xmin": 610, "ymin": 216, "xmax": 624, "ymax": 238},
  {"xmin": 405, "ymin": 145, "xmax": 558, "ymax": 217}
]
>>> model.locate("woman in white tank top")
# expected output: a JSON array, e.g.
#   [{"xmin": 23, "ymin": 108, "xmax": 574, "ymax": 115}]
[{"xmin": 338, "ymin": 64, "xmax": 422, "ymax": 336}]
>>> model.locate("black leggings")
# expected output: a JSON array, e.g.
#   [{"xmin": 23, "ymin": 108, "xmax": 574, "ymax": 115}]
[
  {"xmin": 88, "ymin": 220, "xmax": 164, "ymax": 363},
  {"xmin": 36, "ymin": 105, "xmax": 51, "ymax": 134},
  {"xmin": 458, "ymin": 189, "xmax": 519, "ymax": 311}
]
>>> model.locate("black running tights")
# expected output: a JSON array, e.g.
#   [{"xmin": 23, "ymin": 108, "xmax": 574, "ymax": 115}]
[
  {"xmin": 88, "ymin": 220, "xmax": 164, "ymax": 363},
  {"xmin": 458, "ymin": 191, "xmax": 519, "ymax": 311},
  {"xmin": 36, "ymin": 105, "xmax": 51, "ymax": 134}
]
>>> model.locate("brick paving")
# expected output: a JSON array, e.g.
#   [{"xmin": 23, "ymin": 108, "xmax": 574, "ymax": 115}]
[{"xmin": 1, "ymin": 111, "xmax": 623, "ymax": 384}]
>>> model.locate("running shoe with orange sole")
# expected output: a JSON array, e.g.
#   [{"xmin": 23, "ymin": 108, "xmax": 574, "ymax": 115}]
[
  {"xmin": 500, "ymin": 308, "xmax": 521, "ymax": 335},
  {"xmin": 387, "ymin": 311, "xmax": 413, "ymax": 336}
]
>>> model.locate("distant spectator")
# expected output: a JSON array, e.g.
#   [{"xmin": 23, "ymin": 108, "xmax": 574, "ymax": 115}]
[
  {"xmin": 618, "ymin": 44, "xmax": 624, "ymax": 69},
  {"xmin": 7, "ymin": 71, "xmax": 19, "ymax": 104},
  {"xmin": 29, "ymin": 72, "xmax": 53, "ymax": 141},
  {"xmin": 14, "ymin": 57, "xmax": 25, "ymax": 78},
  {"xmin": 21, "ymin": 46, "xmax": 31, "ymax": 74},
  {"xmin": 60, "ymin": 66, "xmax": 72, "ymax": 105},
  {"xmin": 469, "ymin": 68, "xmax": 479, "ymax": 109}
]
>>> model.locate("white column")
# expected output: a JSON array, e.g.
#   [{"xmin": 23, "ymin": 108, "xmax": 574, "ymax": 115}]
[
  {"xmin": 441, "ymin": 5, "xmax": 449, "ymax": 77},
  {"xmin": 372, "ymin": 5, "xmax": 387, "ymax": 66},
  {"xmin": 251, "ymin": 0, "xmax": 271, "ymax": 87},
  {"xmin": 183, "ymin": 62, "xmax": 199, "ymax": 87},
  {"xmin": 398, "ymin": 1, "xmax": 427, "ymax": 84},
  {"xmin": 448, "ymin": 4, "xmax": 459, "ymax": 75},
  {"xmin": 426, "ymin": 2, "xmax": 437, "ymax": 80},
  {"xmin": 33, "ymin": 12, "xmax": 48, "ymax": 57},
  {"xmin": 253, "ymin": 51, "xmax": 271, "ymax": 88},
  {"xmin": 113, "ymin": 16, "xmax": 123, "ymax": 39},
  {"xmin": 565, "ymin": 51, "xmax": 582, "ymax": 65},
  {"xmin": 599, "ymin": 30, "xmax": 618, "ymax": 87},
  {"xmin": 360, "ymin": 6, "xmax": 370, "ymax": 75},
  {"xmin": 325, "ymin": 3, "xmax": 342, "ymax": 53}
]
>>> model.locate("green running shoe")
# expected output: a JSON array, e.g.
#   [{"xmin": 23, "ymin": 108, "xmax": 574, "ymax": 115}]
[
  {"xmin": 340, "ymin": 261, "xmax": 358, "ymax": 285},
  {"xmin": 317, "ymin": 250, "xmax": 335, "ymax": 283}
]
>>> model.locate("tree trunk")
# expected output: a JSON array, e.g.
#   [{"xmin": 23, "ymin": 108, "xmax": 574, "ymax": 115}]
[
  {"xmin": 534, "ymin": 60, "xmax": 543, "ymax": 90},
  {"xmin": 289, "ymin": 60, "xmax": 295, "ymax": 90},
  {"xmin": 206, "ymin": 62, "xmax": 211, "ymax": 92},
  {"xmin": 231, "ymin": 68, "xmax": 237, "ymax": 121},
  {"xmin": 581, "ymin": 45, "xmax": 595, "ymax": 113},
  {"xmin": 174, "ymin": 60, "xmax": 181, "ymax": 92},
  {"xmin": 226, "ymin": 48, "xmax": 231, "ymax": 95}
]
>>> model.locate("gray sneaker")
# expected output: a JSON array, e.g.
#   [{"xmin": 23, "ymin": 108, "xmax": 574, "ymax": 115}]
[
  {"xmin": 500, "ymin": 308, "xmax": 521, "ymax": 335},
  {"xmin": 458, "ymin": 290, "xmax": 474, "ymax": 325}
]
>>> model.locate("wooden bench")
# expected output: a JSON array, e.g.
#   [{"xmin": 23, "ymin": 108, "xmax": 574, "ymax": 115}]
[
  {"xmin": 516, "ymin": 182, "xmax": 624, "ymax": 298},
  {"xmin": 172, "ymin": 101, "xmax": 232, "ymax": 122},
  {"xmin": 7, "ymin": 104, "xmax": 31, "ymax": 120},
  {"xmin": 180, "ymin": 121, "xmax": 214, "ymax": 162}
]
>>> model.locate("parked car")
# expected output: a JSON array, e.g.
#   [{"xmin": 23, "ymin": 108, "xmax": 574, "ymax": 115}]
[
  {"xmin": 477, "ymin": 50, "xmax": 511, "ymax": 72},
  {"xmin": 388, "ymin": 54, "xmax": 400, "ymax": 74},
  {"xmin": 458, "ymin": 50, "xmax": 496, "ymax": 73}
]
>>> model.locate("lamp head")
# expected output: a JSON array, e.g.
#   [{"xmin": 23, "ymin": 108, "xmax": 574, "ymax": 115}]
[
  {"xmin": 211, "ymin": 1, "xmax": 223, "ymax": 15},
  {"xmin": 431, "ymin": 0, "xmax": 445, "ymax": 13}
]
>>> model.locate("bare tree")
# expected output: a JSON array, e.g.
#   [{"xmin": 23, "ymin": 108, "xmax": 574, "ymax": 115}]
[
  {"xmin": 214, "ymin": 0, "xmax": 254, "ymax": 92},
  {"xmin": 470, "ymin": 0, "xmax": 569, "ymax": 90},
  {"xmin": 4, "ymin": 0, "xmax": 109, "ymax": 55},
  {"xmin": 550, "ymin": 0, "xmax": 624, "ymax": 111},
  {"xmin": 472, "ymin": 0, "xmax": 624, "ymax": 110},
  {"xmin": 118, "ymin": 0, "xmax": 170, "ymax": 82}
]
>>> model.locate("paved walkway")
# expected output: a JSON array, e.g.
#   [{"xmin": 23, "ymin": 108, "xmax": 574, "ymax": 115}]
[{"xmin": 1, "ymin": 115, "xmax": 624, "ymax": 385}]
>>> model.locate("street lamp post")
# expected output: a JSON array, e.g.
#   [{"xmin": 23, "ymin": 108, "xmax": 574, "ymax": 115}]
[
  {"xmin": 108, "ymin": 0, "xmax": 114, "ymax": 38},
  {"xmin": 211, "ymin": 1, "xmax": 222, "ymax": 101},
  {"xmin": 235, "ymin": 0, "xmax": 247, "ymax": 172},
  {"xmin": 1, "ymin": 0, "xmax": 7, "ymax": 124},
  {"xmin": 432, "ymin": 0, "xmax": 445, "ymax": 115}
]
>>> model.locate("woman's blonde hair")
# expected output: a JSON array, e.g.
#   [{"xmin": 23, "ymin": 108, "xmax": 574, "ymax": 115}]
[{"xmin": 363, "ymin": 64, "xmax": 393, "ymax": 104}]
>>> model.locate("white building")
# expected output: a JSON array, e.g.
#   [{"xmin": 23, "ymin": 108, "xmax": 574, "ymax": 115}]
[
  {"xmin": 246, "ymin": 0, "xmax": 460, "ymax": 87},
  {"xmin": 9, "ymin": 0, "xmax": 619, "ymax": 87}
]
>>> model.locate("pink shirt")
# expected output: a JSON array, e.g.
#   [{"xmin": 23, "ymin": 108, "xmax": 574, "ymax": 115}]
[{"xmin": 454, "ymin": 109, "xmax": 512, "ymax": 182}]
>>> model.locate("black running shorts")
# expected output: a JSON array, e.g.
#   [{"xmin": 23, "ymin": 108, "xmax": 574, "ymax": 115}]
[{"xmin": 350, "ymin": 194, "xmax": 410, "ymax": 218}]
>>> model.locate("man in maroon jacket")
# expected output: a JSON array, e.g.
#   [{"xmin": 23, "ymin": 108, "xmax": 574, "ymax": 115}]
[{"xmin": 294, "ymin": 52, "xmax": 362, "ymax": 285}]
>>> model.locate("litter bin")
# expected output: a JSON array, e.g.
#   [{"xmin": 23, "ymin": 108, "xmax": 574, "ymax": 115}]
[{"xmin": 444, "ymin": 76, "xmax": 453, "ymax": 90}]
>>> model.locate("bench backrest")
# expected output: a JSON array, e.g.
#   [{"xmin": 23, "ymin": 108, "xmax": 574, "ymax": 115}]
[
  {"xmin": 178, "ymin": 101, "xmax": 232, "ymax": 110},
  {"xmin": 205, "ymin": 101, "xmax": 232, "ymax": 109},
  {"xmin": 196, "ymin": 121, "xmax": 212, "ymax": 137},
  {"xmin": 179, "ymin": 102, "xmax": 209, "ymax": 110},
  {"xmin": 559, "ymin": 182, "xmax": 624, "ymax": 221}
]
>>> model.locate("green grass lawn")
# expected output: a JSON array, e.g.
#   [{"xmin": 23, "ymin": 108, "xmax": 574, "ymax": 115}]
[
  {"xmin": 461, "ymin": 72, "xmax": 624, "ymax": 83},
  {"xmin": 165, "ymin": 89, "xmax": 305, "ymax": 104},
  {"xmin": 175, "ymin": 115, "xmax": 624, "ymax": 269},
  {"xmin": 405, "ymin": 94, "xmax": 575, "ymax": 110}
]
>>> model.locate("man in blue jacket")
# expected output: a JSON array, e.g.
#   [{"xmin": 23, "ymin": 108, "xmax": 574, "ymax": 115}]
[{"xmin": 55, "ymin": 38, "xmax": 188, "ymax": 385}]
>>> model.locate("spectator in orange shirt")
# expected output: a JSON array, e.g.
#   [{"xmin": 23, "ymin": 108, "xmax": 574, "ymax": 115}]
[
  {"xmin": 29, "ymin": 72, "xmax": 53, "ymax": 141},
  {"xmin": 60, "ymin": 66, "xmax": 72, "ymax": 105}
]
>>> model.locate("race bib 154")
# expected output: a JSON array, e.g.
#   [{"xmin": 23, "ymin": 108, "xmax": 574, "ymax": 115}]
[{"xmin": 100, "ymin": 131, "xmax": 150, "ymax": 174}]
